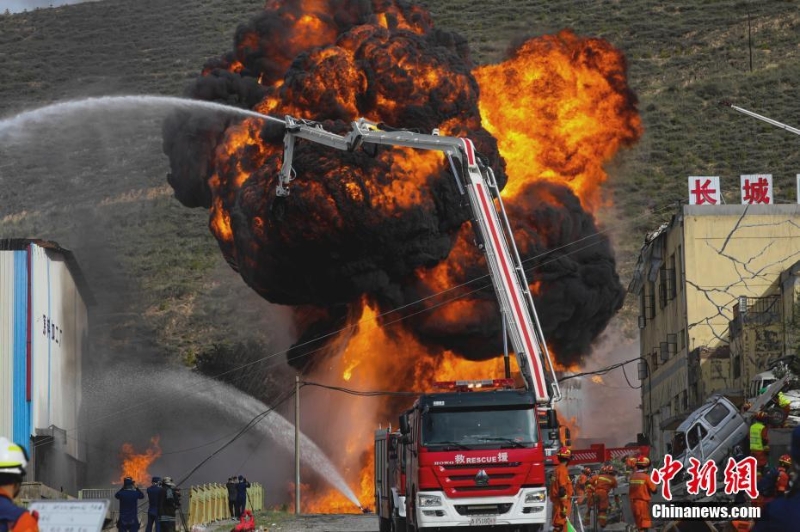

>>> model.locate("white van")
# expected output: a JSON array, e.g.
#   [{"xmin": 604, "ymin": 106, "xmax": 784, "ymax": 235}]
[
  {"xmin": 747, "ymin": 370, "xmax": 777, "ymax": 403},
  {"xmin": 666, "ymin": 377, "xmax": 789, "ymax": 500},
  {"xmin": 666, "ymin": 395, "xmax": 748, "ymax": 500}
]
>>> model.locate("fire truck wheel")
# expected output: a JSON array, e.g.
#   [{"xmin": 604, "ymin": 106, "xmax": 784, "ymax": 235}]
[
  {"xmin": 379, "ymin": 517, "xmax": 391, "ymax": 532},
  {"xmin": 391, "ymin": 516, "xmax": 406, "ymax": 532}
]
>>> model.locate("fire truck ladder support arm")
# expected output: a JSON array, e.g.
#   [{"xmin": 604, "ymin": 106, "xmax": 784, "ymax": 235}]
[{"xmin": 268, "ymin": 113, "xmax": 561, "ymax": 404}]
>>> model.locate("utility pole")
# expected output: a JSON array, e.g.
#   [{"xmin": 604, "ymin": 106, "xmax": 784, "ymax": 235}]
[
  {"xmin": 746, "ymin": 3, "xmax": 753, "ymax": 72},
  {"xmin": 295, "ymin": 374, "xmax": 301, "ymax": 515}
]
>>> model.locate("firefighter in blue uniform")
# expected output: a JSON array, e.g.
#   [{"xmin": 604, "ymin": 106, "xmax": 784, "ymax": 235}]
[
  {"xmin": 235, "ymin": 476, "xmax": 250, "ymax": 518},
  {"xmin": 145, "ymin": 477, "xmax": 162, "ymax": 532},
  {"xmin": 753, "ymin": 425, "xmax": 800, "ymax": 531},
  {"xmin": 115, "ymin": 477, "xmax": 144, "ymax": 532}
]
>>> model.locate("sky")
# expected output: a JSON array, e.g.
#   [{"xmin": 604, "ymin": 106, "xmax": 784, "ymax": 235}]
[{"xmin": 1, "ymin": 0, "xmax": 100, "ymax": 13}]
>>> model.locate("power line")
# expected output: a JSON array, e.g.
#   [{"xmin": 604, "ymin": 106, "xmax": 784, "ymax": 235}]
[
  {"xmin": 53, "ymin": 201, "xmax": 675, "ymax": 448},
  {"xmin": 175, "ymin": 386, "xmax": 297, "ymax": 487}
]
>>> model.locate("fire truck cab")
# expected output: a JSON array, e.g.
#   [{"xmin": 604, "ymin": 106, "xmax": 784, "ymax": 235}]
[{"xmin": 397, "ymin": 382, "xmax": 548, "ymax": 532}]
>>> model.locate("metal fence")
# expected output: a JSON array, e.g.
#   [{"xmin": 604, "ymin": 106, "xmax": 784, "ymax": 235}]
[
  {"xmin": 186, "ymin": 483, "xmax": 264, "ymax": 528},
  {"xmin": 570, "ymin": 480, "xmax": 634, "ymax": 532},
  {"xmin": 78, "ymin": 483, "xmax": 264, "ymax": 530}
]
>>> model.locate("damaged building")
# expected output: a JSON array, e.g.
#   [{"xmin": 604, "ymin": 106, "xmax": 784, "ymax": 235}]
[{"xmin": 629, "ymin": 204, "xmax": 800, "ymax": 459}]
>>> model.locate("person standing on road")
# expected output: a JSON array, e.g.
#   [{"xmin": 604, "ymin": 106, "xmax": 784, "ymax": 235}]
[
  {"xmin": 235, "ymin": 475, "xmax": 250, "ymax": 518},
  {"xmin": 115, "ymin": 477, "xmax": 144, "ymax": 532},
  {"xmin": 549, "ymin": 447, "xmax": 573, "ymax": 532},
  {"xmin": 145, "ymin": 477, "xmax": 162, "ymax": 532},
  {"xmin": 628, "ymin": 456, "xmax": 656, "ymax": 532},
  {"xmin": 753, "ymin": 426, "xmax": 800, "ymax": 531},
  {"xmin": 0, "ymin": 437, "xmax": 39, "ymax": 532},
  {"xmin": 226, "ymin": 477, "xmax": 238, "ymax": 520},
  {"xmin": 158, "ymin": 477, "xmax": 180, "ymax": 532}
]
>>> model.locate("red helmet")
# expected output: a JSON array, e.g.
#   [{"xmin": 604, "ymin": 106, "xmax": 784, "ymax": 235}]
[
  {"xmin": 743, "ymin": 402, "xmax": 752, "ymax": 412},
  {"xmin": 779, "ymin": 454, "xmax": 792, "ymax": 468},
  {"xmin": 557, "ymin": 446, "xmax": 572, "ymax": 460},
  {"xmin": 755, "ymin": 411, "xmax": 768, "ymax": 421},
  {"xmin": 636, "ymin": 455, "xmax": 651, "ymax": 468},
  {"xmin": 583, "ymin": 467, "xmax": 592, "ymax": 475}
]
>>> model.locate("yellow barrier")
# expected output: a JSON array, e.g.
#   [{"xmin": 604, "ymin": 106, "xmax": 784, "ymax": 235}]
[{"xmin": 187, "ymin": 482, "xmax": 264, "ymax": 528}]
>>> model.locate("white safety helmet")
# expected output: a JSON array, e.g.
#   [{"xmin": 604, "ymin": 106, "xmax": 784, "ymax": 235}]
[{"xmin": 0, "ymin": 437, "xmax": 28, "ymax": 476}]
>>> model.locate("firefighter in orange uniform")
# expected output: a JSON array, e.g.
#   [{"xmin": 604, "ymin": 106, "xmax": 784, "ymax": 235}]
[
  {"xmin": 625, "ymin": 455, "xmax": 638, "ymax": 474},
  {"xmin": 730, "ymin": 519, "xmax": 753, "ymax": 531},
  {"xmin": 583, "ymin": 467, "xmax": 597, "ymax": 522},
  {"xmin": 592, "ymin": 464, "xmax": 618, "ymax": 528},
  {"xmin": 549, "ymin": 447, "xmax": 574, "ymax": 532},
  {"xmin": 575, "ymin": 467, "xmax": 591, "ymax": 505},
  {"xmin": 628, "ymin": 456, "xmax": 656, "ymax": 531},
  {"xmin": 776, "ymin": 454, "xmax": 791, "ymax": 496}
]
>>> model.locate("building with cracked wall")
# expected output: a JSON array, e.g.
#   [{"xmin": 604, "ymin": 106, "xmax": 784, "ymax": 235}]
[{"xmin": 629, "ymin": 204, "xmax": 800, "ymax": 459}]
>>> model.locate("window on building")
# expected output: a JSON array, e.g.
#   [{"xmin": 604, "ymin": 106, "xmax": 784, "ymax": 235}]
[
  {"xmin": 639, "ymin": 291, "xmax": 646, "ymax": 328},
  {"xmin": 659, "ymin": 265, "xmax": 668, "ymax": 309},
  {"xmin": 677, "ymin": 245, "xmax": 682, "ymax": 291},
  {"xmin": 667, "ymin": 334, "xmax": 677, "ymax": 356},
  {"xmin": 667, "ymin": 254, "xmax": 676, "ymax": 300},
  {"xmin": 681, "ymin": 391, "xmax": 688, "ymax": 412},
  {"xmin": 651, "ymin": 350, "xmax": 658, "ymax": 371},
  {"xmin": 679, "ymin": 329, "xmax": 685, "ymax": 350},
  {"xmin": 645, "ymin": 282, "xmax": 655, "ymax": 319},
  {"xmin": 733, "ymin": 354, "xmax": 741, "ymax": 380},
  {"xmin": 687, "ymin": 423, "xmax": 708, "ymax": 449},
  {"xmin": 660, "ymin": 342, "xmax": 669, "ymax": 363}
]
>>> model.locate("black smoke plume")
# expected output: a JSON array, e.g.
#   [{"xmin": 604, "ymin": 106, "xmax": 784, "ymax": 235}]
[{"xmin": 162, "ymin": 0, "xmax": 626, "ymax": 370}]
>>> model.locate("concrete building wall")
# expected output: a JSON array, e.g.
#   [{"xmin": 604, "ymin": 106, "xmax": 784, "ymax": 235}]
[
  {"xmin": 633, "ymin": 204, "xmax": 800, "ymax": 458},
  {"xmin": 0, "ymin": 239, "xmax": 91, "ymax": 494},
  {"xmin": 683, "ymin": 205, "xmax": 800, "ymax": 351}
]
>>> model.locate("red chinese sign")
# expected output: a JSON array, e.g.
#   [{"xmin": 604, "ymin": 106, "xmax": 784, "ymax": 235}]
[
  {"xmin": 688, "ymin": 176, "xmax": 720, "ymax": 205},
  {"xmin": 723, "ymin": 456, "xmax": 759, "ymax": 499},
  {"xmin": 650, "ymin": 454, "xmax": 684, "ymax": 500},
  {"xmin": 651, "ymin": 454, "xmax": 759, "ymax": 501},
  {"xmin": 740, "ymin": 174, "xmax": 773, "ymax": 204}
]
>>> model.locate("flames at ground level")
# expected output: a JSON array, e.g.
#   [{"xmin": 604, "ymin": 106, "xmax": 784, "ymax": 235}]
[
  {"xmin": 295, "ymin": 303, "xmax": 545, "ymax": 513},
  {"xmin": 117, "ymin": 436, "xmax": 161, "ymax": 486}
]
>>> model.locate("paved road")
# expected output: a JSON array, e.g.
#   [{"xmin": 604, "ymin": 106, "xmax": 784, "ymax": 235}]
[
  {"xmin": 207, "ymin": 514, "xmax": 378, "ymax": 532},
  {"xmin": 264, "ymin": 514, "xmax": 378, "ymax": 531}
]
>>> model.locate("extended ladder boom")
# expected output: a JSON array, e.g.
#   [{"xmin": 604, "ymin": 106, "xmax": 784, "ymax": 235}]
[{"xmin": 269, "ymin": 115, "xmax": 562, "ymax": 404}]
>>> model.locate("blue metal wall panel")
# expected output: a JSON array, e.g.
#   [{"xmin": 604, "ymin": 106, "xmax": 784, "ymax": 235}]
[{"xmin": 12, "ymin": 250, "xmax": 32, "ymax": 452}]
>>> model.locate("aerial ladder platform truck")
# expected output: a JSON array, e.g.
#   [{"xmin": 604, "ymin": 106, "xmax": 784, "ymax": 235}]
[{"xmin": 270, "ymin": 115, "xmax": 564, "ymax": 532}]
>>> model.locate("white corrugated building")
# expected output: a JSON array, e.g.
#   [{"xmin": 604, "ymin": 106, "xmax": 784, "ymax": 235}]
[{"xmin": 0, "ymin": 239, "xmax": 92, "ymax": 493}]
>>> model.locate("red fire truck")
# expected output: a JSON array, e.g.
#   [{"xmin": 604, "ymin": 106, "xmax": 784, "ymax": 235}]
[{"xmin": 272, "ymin": 116, "xmax": 563, "ymax": 531}]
